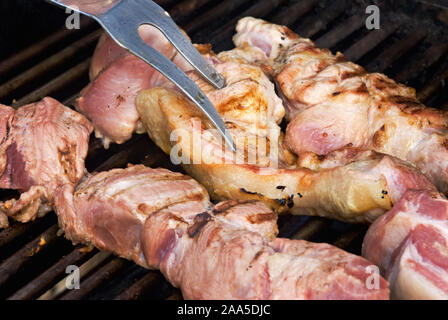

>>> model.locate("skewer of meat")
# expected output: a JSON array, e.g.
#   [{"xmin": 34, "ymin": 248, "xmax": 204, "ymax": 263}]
[
  {"xmin": 233, "ymin": 17, "xmax": 448, "ymax": 193},
  {"xmin": 78, "ymin": 27, "xmax": 435, "ymax": 222},
  {"xmin": 54, "ymin": 164, "xmax": 389, "ymax": 299},
  {"xmin": 0, "ymin": 97, "xmax": 93, "ymax": 228}
]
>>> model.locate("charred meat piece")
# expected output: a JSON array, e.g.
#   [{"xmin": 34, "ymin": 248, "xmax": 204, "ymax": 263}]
[
  {"xmin": 363, "ymin": 190, "xmax": 448, "ymax": 299},
  {"xmin": 54, "ymin": 165, "xmax": 389, "ymax": 299},
  {"xmin": 0, "ymin": 97, "xmax": 93, "ymax": 228},
  {"xmin": 233, "ymin": 17, "xmax": 448, "ymax": 193}
]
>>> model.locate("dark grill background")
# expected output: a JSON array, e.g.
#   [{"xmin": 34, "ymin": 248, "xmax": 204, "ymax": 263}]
[{"xmin": 0, "ymin": 0, "xmax": 447, "ymax": 300}]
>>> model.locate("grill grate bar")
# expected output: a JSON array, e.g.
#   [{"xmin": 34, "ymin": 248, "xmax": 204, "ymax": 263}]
[
  {"xmin": 7, "ymin": 247, "xmax": 95, "ymax": 300},
  {"xmin": 114, "ymin": 271, "xmax": 165, "ymax": 300},
  {"xmin": 38, "ymin": 251, "xmax": 111, "ymax": 300},
  {"xmin": 85, "ymin": 138, "xmax": 111, "ymax": 169},
  {"xmin": 395, "ymin": 43, "xmax": 448, "ymax": 83},
  {"xmin": 294, "ymin": 0, "xmax": 348, "ymax": 39},
  {"xmin": 12, "ymin": 58, "xmax": 91, "ymax": 108},
  {"xmin": 418, "ymin": 66, "xmax": 448, "ymax": 102},
  {"xmin": 0, "ymin": 224, "xmax": 60, "ymax": 288},
  {"xmin": 94, "ymin": 135, "xmax": 156, "ymax": 172},
  {"xmin": 315, "ymin": 13, "xmax": 365, "ymax": 49},
  {"xmin": 0, "ymin": 30, "xmax": 101, "ymax": 102},
  {"xmin": 365, "ymin": 30, "xmax": 427, "ymax": 72},
  {"xmin": 332, "ymin": 228, "xmax": 366, "ymax": 250},
  {"xmin": 0, "ymin": 222, "xmax": 34, "ymax": 248},
  {"xmin": 271, "ymin": 0, "xmax": 319, "ymax": 26},
  {"xmin": 344, "ymin": 22, "xmax": 400, "ymax": 62},
  {"xmin": 278, "ymin": 215, "xmax": 311, "ymax": 238},
  {"xmin": 169, "ymin": 0, "xmax": 216, "ymax": 24},
  {"xmin": 0, "ymin": 213, "xmax": 57, "ymax": 260},
  {"xmin": 155, "ymin": 0, "xmax": 181, "ymax": 8},
  {"xmin": 183, "ymin": 0, "xmax": 252, "ymax": 34},
  {"xmin": 291, "ymin": 218, "xmax": 327, "ymax": 241},
  {"xmin": 60, "ymin": 257, "xmax": 129, "ymax": 300},
  {"xmin": 0, "ymin": 18, "xmax": 93, "ymax": 78},
  {"xmin": 62, "ymin": 93, "xmax": 81, "ymax": 108}
]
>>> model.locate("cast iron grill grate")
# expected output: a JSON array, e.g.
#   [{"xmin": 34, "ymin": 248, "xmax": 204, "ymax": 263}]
[{"xmin": 0, "ymin": 0, "xmax": 446, "ymax": 300}]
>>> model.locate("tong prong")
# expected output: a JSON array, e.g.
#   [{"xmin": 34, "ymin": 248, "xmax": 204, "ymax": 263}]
[
  {"xmin": 112, "ymin": 0, "xmax": 226, "ymax": 89},
  {"xmin": 141, "ymin": 1, "xmax": 226, "ymax": 89},
  {"xmin": 99, "ymin": 10, "xmax": 236, "ymax": 151}
]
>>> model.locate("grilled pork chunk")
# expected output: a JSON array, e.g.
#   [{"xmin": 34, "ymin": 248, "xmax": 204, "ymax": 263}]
[
  {"xmin": 55, "ymin": 165, "xmax": 210, "ymax": 266},
  {"xmin": 233, "ymin": 17, "xmax": 448, "ymax": 193},
  {"xmin": 363, "ymin": 190, "xmax": 448, "ymax": 299},
  {"xmin": 77, "ymin": 26, "xmax": 181, "ymax": 148},
  {"xmin": 55, "ymin": 165, "xmax": 389, "ymax": 299},
  {"xmin": 0, "ymin": 97, "xmax": 93, "ymax": 228},
  {"xmin": 77, "ymin": 54, "xmax": 150, "ymax": 148}
]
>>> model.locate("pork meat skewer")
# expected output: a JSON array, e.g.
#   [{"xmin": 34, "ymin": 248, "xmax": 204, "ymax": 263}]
[
  {"xmin": 77, "ymin": 28, "xmax": 435, "ymax": 222},
  {"xmin": 54, "ymin": 164, "xmax": 389, "ymax": 299},
  {"xmin": 231, "ymin": 18, "xmax": 448, "ymax": 298},
  {"xmin": 0, "ymin": 97, "xmax": 93, "ymax": 228}
]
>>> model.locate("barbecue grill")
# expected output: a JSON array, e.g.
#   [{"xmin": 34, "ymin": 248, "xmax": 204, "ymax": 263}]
[{"xmin": 0, "ymin": 0, "xmax": 447, "ymax": 300}]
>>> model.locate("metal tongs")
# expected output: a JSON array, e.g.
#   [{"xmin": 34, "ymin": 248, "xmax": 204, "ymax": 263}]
[{"xmin": 46, "ymin": 0, "xmax": 236, "ymax": 151}]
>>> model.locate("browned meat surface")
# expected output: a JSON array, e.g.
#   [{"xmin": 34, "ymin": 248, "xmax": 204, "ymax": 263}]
[
  {"xmin": 233, "ymin": 17, "xmax": 448, "ymax": 193},
  {"xmin": 0, "ymin": 97, "xmax": 93, "ymax": 228},
  {"xmin": 136, "ymin": 84, "xmax": 434, "ymax": 223},
  {"xmin": 54, "ymin": 165, "xmax": 389, "ymax": 299}
]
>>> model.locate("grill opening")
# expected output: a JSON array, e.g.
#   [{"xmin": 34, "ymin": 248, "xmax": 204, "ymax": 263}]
[{"xmin": 0, "ymin": 0, "xmax": 447, "ymax": 300}]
